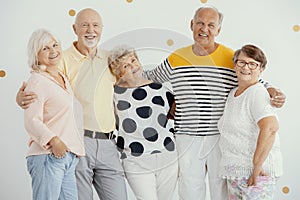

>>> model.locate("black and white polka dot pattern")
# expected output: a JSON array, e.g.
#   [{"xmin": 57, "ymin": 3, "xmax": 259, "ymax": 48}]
[{"xmin": 114, "ymin": 82, "xmax": 175, "ymax": 157}]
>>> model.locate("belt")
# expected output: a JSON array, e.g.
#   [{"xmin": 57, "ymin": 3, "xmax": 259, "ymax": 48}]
[{"xmin": 84, "ymin": 129, "xmax": 115, "ymax": 140}]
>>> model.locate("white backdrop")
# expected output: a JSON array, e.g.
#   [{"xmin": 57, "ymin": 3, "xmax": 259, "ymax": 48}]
[{"xmin": 0, "ymin": 0, "xmax": 299, "ymax": 199}]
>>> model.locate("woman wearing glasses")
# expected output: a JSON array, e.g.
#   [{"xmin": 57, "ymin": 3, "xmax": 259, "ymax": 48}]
[{"xmin": 218, "ymin": 44, "xmax": 283, "ymax": 199}]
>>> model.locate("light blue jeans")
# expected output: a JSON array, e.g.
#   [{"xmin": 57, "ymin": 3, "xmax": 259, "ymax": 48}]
[{"xmin": 27, "ymin": 152, "xmax": 79, "ymax": 200}]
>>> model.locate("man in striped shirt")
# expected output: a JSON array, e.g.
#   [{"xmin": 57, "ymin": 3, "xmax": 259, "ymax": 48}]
[{"xmin": 144, "ymin": 6, "xmax": 285, "ymax": 200}]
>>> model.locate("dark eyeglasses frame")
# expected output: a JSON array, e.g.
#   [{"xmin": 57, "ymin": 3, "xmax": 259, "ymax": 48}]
[{"xmin": 235, "ymin": 59, "xmax": 260, "ymax": 70}]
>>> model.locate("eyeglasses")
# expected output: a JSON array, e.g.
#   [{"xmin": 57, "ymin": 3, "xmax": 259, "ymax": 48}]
[{"xmin": 235, "ymin": 59, "xmax": 260, "ymax": 70}]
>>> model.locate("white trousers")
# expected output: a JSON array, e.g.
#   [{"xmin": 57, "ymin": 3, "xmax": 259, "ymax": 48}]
[
  {"xmin": 123, "ymin": 150, "xmax": 178, "ymax": 200},
  {"xmin": 176, "ymin": 135, "xmax": 228, "ymax": 200}
]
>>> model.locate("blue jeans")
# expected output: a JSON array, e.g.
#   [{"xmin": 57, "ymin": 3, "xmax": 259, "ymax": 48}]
[{"xmin": 27, "ymin": 152, "xmax": 79, "ymax": 200}]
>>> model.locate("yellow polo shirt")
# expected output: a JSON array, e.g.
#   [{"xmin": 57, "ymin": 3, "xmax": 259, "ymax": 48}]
[{"xmin": 60, "ymin": 42, "xmax": 116, "ymax": 133}]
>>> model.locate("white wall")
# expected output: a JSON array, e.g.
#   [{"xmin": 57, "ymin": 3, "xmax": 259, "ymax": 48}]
[{"xmin": 0, "ymin": 0, "xmax": 299, "ymax": 199}]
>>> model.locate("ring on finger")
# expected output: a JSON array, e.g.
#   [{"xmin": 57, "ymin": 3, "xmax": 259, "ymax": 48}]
[{"xmin": 21, "ymin": 101, "xmax": 25, "ymax": 105}]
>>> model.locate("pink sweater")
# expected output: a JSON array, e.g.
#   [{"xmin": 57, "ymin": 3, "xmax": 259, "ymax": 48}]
[{"xmin": 24, "ymin": 71, "xmax": 85, "ymax": 157}]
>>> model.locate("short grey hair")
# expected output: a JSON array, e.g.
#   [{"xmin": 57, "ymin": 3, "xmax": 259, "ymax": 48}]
[
  {"xmin": 108, "ymin": 45, "xmax": 138, "ymax": 78},
  {"xmin": 193, "ymin": 6, "xmax": 223, "ymax": 26},
  {"xmin": 74, "ymin": 8, "xmax": 103, "ymax": 26},
  {"xmin": 27, "ymin": 28, "xmax": 60, "ymax": 72}
]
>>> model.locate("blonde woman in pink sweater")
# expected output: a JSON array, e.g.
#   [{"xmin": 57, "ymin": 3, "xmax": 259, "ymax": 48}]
[{"xmin": 24, "ymin": 29, "xmax": 85, "ymax": 200}]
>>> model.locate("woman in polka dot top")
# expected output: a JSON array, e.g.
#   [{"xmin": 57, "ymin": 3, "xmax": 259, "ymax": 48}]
[{"xmin": 108, "ymin": 45, "xmax": 178, "ymax": 200}]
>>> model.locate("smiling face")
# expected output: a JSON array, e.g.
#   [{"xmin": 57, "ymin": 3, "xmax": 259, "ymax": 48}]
[
  {"xmin": 234, "ymin": 52, "xmax": 263, "ymax": 85},
  {"xmin": 73, "ymin": 8, "xmax": 103, "ymax": 49},
  {"xmin": 117, "ymin": 53, "xmax": 143, "ymax": 82},
  {"xmin": 37, "ymin": 38, "xmax": 61, "ymax": 67},
  {"xmin": 191, "ymin": 7, "xmax": 221, "ymax": 51}
]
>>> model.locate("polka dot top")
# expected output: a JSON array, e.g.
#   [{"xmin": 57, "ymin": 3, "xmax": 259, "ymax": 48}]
[{"xmin": 114, "ymin": 82, "xmax": 176, "ymax": 158}]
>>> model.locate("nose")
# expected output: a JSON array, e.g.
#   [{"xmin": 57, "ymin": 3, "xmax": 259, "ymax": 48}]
[
  {"xmin": 200, "ymin": 24, "xmax": 209, "ymax": 32},
  {"xmin": 49, "ymin": 46, "xmax": 58, "ymax": 55},
  {"xmin": 49, "ymin": 47, "xmax": 55, "ymax": 53},
  {"xmin": 87, "ymin": 24, "xmax": 94, "ymax": 33},
  {"xmin": 126, "ymin": 64, "xmax": 133, "ymax": 70}
]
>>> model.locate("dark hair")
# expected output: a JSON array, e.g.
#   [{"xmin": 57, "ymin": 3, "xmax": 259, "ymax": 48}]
[{"xmin": 233, "ymin": 44, "xmax": 267, "ymax": 69}]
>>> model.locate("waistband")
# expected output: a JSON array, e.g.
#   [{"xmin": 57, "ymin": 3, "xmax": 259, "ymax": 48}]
[{"xmin": 84, "ymin": 129, "xmax": 115, "ymax": 140}]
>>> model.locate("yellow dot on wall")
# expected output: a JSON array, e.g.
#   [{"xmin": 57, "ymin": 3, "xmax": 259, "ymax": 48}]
[
  {"xmin": 282, "ymin": 186, "xmax": 290, "ymax": 194},
  {"xmin": 167, "ymin": 39, "xmax": 174, "ymax": 46},
  {"xmin": 200, "ymin": 0, "xmax": 208, "ymax": 3},
  {"xmin": 69, "ymin": 9, "xmax": 76, "ymax": 17},
  {"xmin": 126, "ymin": 0, "xmax": 133, "ymax": 3},
  {"xmin": 293, "ymin": 25, "xmax": 300, "ymax": 32},
  {"xmin": 0, "ymin": 70, "xmax": 6, "ymax": 78}
]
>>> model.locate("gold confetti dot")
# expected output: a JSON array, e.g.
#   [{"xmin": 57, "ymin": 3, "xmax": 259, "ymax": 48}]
[
  {"xmin": 126, "ymin": 0, "xmax": 133, "ymax": 3},
  {"xmin": 293, "ymin": 25, "xmax": 300, "ymax": 32},
  {"xmin": 0, "ymin": 70, "xmax": 6, "ymax": 77},
  {"xmin": 167, "ymin": 39, "xmax": 174, "ymax": 46},
  {"xmin": 201, "ymin": 0, "xmax": 208, "ymax": 3},
  {"xmin": 69, "ymin": 9, "xmax": 76, "ymax": 17},
  {"xmin": 282, "ymin": 186, "xmax": 290, "ymax": 194}
]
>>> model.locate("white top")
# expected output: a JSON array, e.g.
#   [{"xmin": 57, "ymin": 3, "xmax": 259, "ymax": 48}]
[
  {"xmin": 114, "ymin": 82, "xmax": 176, "ymax": 158},
  {"xmin": 218, "ymin": 83, "xmax": 283, "ymax": 179}
]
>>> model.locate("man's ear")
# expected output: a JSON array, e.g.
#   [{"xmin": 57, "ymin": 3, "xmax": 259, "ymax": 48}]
[
  {"xmin": 72, "ymin": 24, "xmax": 77, "ymax": 34},
  {"xmin": 215, "ymin": 26, "xmax": 221, "ymax": 37},
  {"xmin": 190, "ymin": 19, "xmax": 194, "ymax": 31}
]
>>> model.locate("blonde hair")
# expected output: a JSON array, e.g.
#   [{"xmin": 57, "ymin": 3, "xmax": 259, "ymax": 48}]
[
  {"xmin": 27, "ymin": 28, "xmax": 60, "ymax": 72},
  {"xmin": 108, "ymin": 45, "xmax": 138, "ymax": 81}
]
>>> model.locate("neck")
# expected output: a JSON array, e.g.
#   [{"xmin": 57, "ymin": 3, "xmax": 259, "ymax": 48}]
[
  {"xmin": 192, "ymin": 42, "xmax": 218, "ymax": 56},
  {"xmin": 75, "ymin": 42, "xmax": 97, "ymax": 59},
  {"xmin": 118, "ymin": 77, "xmax": 152, "ymax": 88},
  {"xmin": 45, "ymin": 66, "xmax": 59, "ymax": 77},
  {"xmin": 235, "ymin": 81, "xmax": 258, "ymax": 96}
]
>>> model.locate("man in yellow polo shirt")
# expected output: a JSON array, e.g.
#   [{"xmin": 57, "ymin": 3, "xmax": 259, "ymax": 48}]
[{"xmin": 17, "ymin": 8, "xmax": 127, "ymax": 200}]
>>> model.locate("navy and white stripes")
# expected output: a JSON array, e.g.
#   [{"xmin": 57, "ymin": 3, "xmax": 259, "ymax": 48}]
[{"xmin": 145, "ymin": 58, "xmax": 237, "ymax": 136}]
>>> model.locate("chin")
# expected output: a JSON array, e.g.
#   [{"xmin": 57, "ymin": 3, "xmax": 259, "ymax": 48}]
[{"xmin": 83, "ymin": 40, "xmax": 98, "ymax": 48}]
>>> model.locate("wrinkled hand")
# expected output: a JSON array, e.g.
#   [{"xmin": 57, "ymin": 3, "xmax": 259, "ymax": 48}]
[
  {"xmin": 16, "ymin": 82, "xmax": 37, "ymax": 109},
  {"xmin": 267, "ymin": 88, "xmax": 286, "ymax": 108},
  {"xmin": 49, "ymin": 136, "xmax": 67, "ymax": 158},
  {"xmin": 247, "ymin": 166, "xmax": 268, "ymax": 186}
]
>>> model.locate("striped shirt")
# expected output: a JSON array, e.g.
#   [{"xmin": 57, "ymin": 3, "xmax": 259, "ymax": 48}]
[{"xmin": 144, "ymin": 44, "xmax": 237, "ymax": 136}]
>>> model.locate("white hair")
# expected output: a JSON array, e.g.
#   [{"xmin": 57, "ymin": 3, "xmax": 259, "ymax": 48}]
[
  {"xmin": 108, "ymin": 45, "xmax": 137, "ymax": 77},
  {"xmin": 193, "ymin": 5, "xmax": 224, "ymax": 25},
  {"xmin": 27, "ymin": 28, "xmax": 60, "ymax": 71}
]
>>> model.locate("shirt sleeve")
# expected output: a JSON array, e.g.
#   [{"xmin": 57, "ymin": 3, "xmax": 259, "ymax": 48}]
[
  {"xmin": 250, "ymin": 85, "xmax": 276, "ymax": 123},
  {"xmin": 24, "ymin": 76, "xmax": 56, "ymax": 149},
  {"xmin": 143, "ymin": 58, "xmax": 172, "ymax": 83},
  {"xmin": 259, "ymin": 77, "xmax": 273, "ymax": 88}
]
